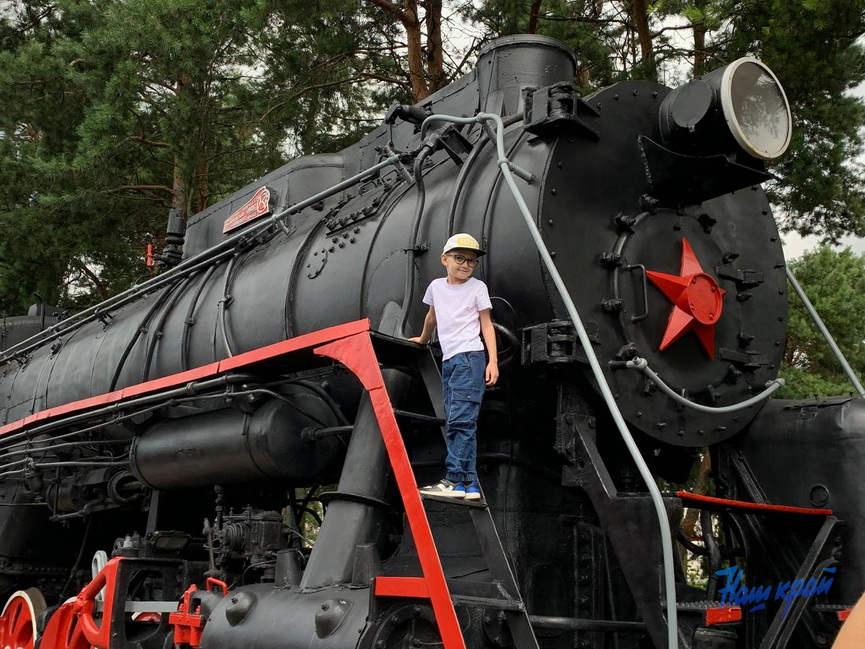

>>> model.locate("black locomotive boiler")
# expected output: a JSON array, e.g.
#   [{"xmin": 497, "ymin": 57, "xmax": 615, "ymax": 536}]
[{"xmin": 0, "ymin": 34, "xmax": 860, "ymax": 649}]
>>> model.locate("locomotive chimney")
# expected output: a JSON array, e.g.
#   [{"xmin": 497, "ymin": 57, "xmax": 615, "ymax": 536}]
[{"xmin": 476, "ymin": 34, "xmax": 576, "ymax": 117}]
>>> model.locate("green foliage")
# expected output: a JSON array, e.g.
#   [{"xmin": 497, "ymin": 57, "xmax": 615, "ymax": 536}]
[
  {"xmin": 466, "ymin": 0, "xmax": 865, "ymax": 240},
  {"xmin": 2, "ymin": 0, "xmax": 865, "ymax": 317},
  {"xmin": 716, "ymin": 0, "xmax": 865, "ymax": 242},
  {"xmin": 777, "ymin": 246, "xmax": 865, "ymax": 398},
  {"xmin": 0, "ymin": 0, "xmax": 388, "ymax": 313}
]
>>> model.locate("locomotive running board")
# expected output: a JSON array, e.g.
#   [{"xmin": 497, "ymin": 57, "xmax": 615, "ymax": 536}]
[{"xmin": 0, "ymin": 319, "xmax": 485, "ymax": 649}]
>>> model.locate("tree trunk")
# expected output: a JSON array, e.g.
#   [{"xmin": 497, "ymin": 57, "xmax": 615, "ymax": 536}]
[
  {"xmin": 577, "ymin": 65, "xmax": 592, "ymax": 88},
  {"xmin": 172, "ymin": 159, "xmax": 186, "ymax": 212},
  {"xmin": 403, "ymin": 1, "xmax": 428, "ymax": 101},
  {"xmin": 196, "ymin": 158, "xmax": 209, "ymax": 214},
  {"xmin": 692, "ymin": 0, "xmax": 707, "ymax": 74},
  {"xmin": 679, "ymin": 451, "xmax": 712, "ymax": 563},
  {"xmin": 629, "ymin": 0, "xmax": 655, "ymax": 76},
  {"xmin": 424, "ymin": 0, "xmax": 445, "ymax": 93},
  {"xmin": 527, "ymin": 0, "xmax": 543, "ymax": 34},
  {"xmin": 172, "ymin": 73, "xmax": 191, "ymax": 212},
  {"xmin": 693, "ymin": 23, "xmax": 706, "ymax": 73},
  {"xmin": 365, "ymin": 0, "xmax": 430, "ymax": 101}
]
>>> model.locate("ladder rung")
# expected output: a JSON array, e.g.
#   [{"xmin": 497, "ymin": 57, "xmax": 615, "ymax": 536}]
[
  {"xmin": 447, "ymin": 579, "xmax": 518, "ymax": 606},
  {"xmin": 393, "ymin": 409, "xmax": 445, "ymax": 425},
  {"xmin": 420, "ymin": 493, "xmax": 487, "ymax": 508},
  {"xmin": 450, "ymin": 593, "xmax": 524, "ymax": 611}
]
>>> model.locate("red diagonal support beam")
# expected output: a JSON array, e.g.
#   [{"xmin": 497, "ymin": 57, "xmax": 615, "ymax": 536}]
[{"xmin": 314, "ymin": 334, "xmax": 465, "ymax": 649}]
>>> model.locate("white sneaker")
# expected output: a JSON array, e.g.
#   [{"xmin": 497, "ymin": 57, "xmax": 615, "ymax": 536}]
[{"xmin": 419, "ymin": 479, "xmax": 464, "ymax": 498}]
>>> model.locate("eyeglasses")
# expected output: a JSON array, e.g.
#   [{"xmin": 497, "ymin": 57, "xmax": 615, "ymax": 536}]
[{"xmin": 447, "ymin": 254, "xmax": 479, "ymax": 267}]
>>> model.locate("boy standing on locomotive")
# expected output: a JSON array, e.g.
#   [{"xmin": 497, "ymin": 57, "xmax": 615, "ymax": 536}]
[{"xmin": 410, "ymin": 233, "xmax": 498, "ymax": 500}]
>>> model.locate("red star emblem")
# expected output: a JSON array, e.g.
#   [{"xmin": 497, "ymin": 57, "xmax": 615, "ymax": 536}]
[{"xmin": 646, "ymin": 238, "xmax": 726, "ymax": 359}]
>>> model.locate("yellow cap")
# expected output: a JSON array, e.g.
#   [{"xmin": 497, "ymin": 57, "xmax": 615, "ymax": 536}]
[{"xmin": 442, "ymin": 233, "xmax": 486, "ymax": 256}]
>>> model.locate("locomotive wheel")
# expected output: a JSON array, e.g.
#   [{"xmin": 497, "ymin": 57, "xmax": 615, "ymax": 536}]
[
  {"xmin": 0, "ymin": 588, "xmax": 47, "ymax": 649},
  {"xmin": 39, "ymin": 600, "xmax": 95, "ymax": 649}
]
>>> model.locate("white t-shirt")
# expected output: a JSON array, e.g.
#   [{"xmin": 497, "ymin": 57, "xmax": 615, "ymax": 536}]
[{"xmin": 422, "ymin": 277, "xmax": 493, "ymax": 361}]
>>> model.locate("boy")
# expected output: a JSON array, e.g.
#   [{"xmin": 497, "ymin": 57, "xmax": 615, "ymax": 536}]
[{"xmin": 410, "ymin": 233, "xmax": 498, "ymax": 500}]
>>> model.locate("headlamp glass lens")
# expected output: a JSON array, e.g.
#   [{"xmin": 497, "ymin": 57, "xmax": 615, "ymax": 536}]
[{"xmin": 728, "ymin": 61, "xmax": 791, "ymax": 159}]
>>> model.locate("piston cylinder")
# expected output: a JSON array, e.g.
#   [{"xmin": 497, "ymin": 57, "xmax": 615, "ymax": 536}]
[{"xmin": 130, "ymin": 390, "xmax": 343, "ymax": 489}]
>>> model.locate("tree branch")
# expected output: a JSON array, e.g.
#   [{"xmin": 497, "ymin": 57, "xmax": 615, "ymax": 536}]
[
  {"xmin": 128, "ymin": 136, "xmax": 170, "ymax": 148},
  {"xmin": 260, "ymin": 77, "xmax": 366, "ymax": 121},
  {"xmin": 103, "ymin": 184, "xmax": 175, "ymax": 196},
  {"xmin": 71, "ymin": 259, "xmax": 109, "ymax": 301},
  {"xmin": 365, "ymin": 0, "xmax": 409, "ymax": 23}
]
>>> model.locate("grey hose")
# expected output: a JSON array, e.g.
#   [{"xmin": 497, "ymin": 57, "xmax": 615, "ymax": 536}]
[{"xmin": 625, "ymin": 357, "xmax": 785, "ymax": 413}]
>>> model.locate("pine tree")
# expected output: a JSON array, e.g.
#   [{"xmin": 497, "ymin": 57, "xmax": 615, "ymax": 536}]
[
  {"xmin": 779, "ymin": 246, "xmax": 865, "ymax": 398},
  {"xmin": 0, "ymin": 0, "xmax": 385, "ymax": 312}
]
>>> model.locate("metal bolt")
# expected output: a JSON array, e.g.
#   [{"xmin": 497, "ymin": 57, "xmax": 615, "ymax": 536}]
[{"xmin": 551, "ymin": 188, "xmax": 557, "ymax": 196}]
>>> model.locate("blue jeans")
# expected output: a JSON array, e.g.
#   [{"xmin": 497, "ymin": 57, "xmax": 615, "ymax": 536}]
[{"xmin": 441, "ymin": 351, "xmax": 486, "ymax": 483}]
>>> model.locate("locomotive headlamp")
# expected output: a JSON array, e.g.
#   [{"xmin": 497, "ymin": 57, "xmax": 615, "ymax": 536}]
[{"xmin": 660, "ymin": 57, "xmax": 791, "ymax": 161}]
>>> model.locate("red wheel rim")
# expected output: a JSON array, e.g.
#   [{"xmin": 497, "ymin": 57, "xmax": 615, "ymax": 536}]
[
  {"xmin": 39, "ymin": 601, "xmax": 94, "ymax": 649},
  {"xmin": 0, "ymin": 589, "xmax": 46, "ymax": 649}
]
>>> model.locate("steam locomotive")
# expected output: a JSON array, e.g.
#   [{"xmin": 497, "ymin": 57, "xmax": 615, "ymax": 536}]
[{"xmin": 0, "ymin": 34, "xmax": 859, "ymax": 649}]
